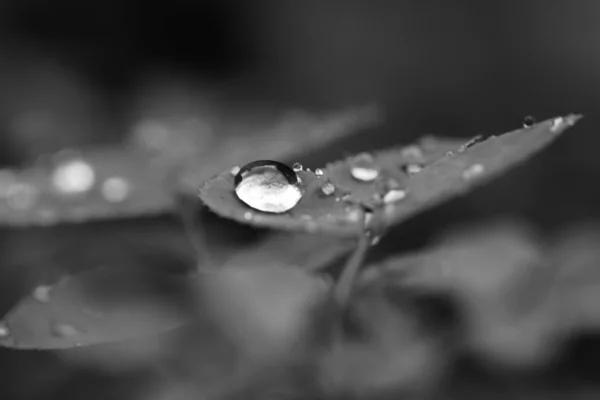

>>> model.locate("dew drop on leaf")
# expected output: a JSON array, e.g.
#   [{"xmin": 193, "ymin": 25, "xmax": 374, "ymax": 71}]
[
  {"xmin": 0, "ymin": 322, "xmax": 9, "ymax": 338},
  {"xmin": 350, "ymin": 153, "xmax": 380, "ymax": 182},
  {"xmin": 52, "ymin": 159, "xmax": 96, "ymax": 195},
  {"xmin": 230, "ymin": 165, "xmax": 241, "ymax": 176},
  {"xmin": 101, "ymin": 177, "xmax": 130, "ymax": 203},
  {"xmin": 462, "ymin": 164, "xmax": 485, "ymax": 180},
  {"xmin": 234, "ymin": 160, "xmax": 304, "ymax": 213},
  {"xmin": 32, "ymin": 285, "xmax": 52, "ymax": 303},
  {"xmin": 523, "ymin": 115, "xmax": 536, "ymax": 128},
  {"xmin": 383, "ymin": 189, "xmax": 407, "ymax": 204},
  {"xmin": 292, "ymin": 162, "xmax": 303, "ymax": 172},
  {"xmin": 403, "ymin": 164, "xmax": 422, "ymax": 175},
  {"xmin": 321, "ymin": 181, "xmax": 336, "ymax": 196},
  {"xmin": 315, "ymin": 168, "xmax": 324, "ymax": 177},
  {"xmin": 52, "ymin": 323, "xmax": 82, "ymax": 338}
]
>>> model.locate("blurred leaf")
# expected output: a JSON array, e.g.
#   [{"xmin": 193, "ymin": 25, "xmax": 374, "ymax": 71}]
[
  {"xmin": 0, "ymin": 267, "xmax": 195, "ymax": 349},
  {"xmin": 0, "ymin": 106, "xmax": 378, "ymax": 226},
  {"xmin": 199, "ymin": 115, "xmax": 580, "ymax": 236}
]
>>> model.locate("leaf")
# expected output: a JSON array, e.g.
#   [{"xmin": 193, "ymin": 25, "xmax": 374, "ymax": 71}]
[
  {"xmin": 0, "ymin": 267, "xmax": 196, "ymax": 349},
  {"xmin": 199, "ymin": 115, "xmax": 580, "ymax": 236},
  {"xmin": 0, "ymin": 106, "xmax": 378, "ymax": 226},
  {"xmin": 199, "ymin": 135, "xmax": 469, "ymax": 236}
]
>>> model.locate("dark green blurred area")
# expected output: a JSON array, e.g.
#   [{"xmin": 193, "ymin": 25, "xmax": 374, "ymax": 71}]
[{"xmin": 0, "ymin": 1, "xmax": 599, "ymax": 399}]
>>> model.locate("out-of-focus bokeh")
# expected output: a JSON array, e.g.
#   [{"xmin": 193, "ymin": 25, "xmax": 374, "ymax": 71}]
[{"xmin": 0, "ymin": 1, "xmax": 599, "ymax": 399}]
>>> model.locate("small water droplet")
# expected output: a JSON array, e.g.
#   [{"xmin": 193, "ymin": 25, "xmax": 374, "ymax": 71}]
[
  {"xmin": 462, "ymin": 164, "xmax": 485, "ymax": 180},
  {"xmin": 315, "ymin": 168, "xmax": 324, "ymax": 177},
  {"xmin": 0, "ymin": 321, "xmax": 9, "ymax": 338},
  {"xmin": 101, "ymin": 177, "xmax": 130, "ymax": 203},
  {"xmin": 52, "ymin": 323, "xmax": 81, "ymax": 338},
  {"xmin": 341, "ymin": 193, "xmax": 352, "ymax": 202},
  {"xmin": 383, "ymin": 189, "xmax": 407, "ymax": 204},
  {"xmin": 350, "ymin": 153, "xmax": 380, "ymax": 182},
  {"xmin": 400, "ymin": 145, "xmax": 425, "ymax": 163},
  {"xmin": 230, "ymin": 165, "xmax": 241, "ymax": 176},
  {"xmin": 52, "ymin": 159, "xmax": 96, "ymax": 195},
  {"xmin": 403, "ymin": 164, "xmax": 422, "ymax": 175},
  {"xmin": 32, "ymin": 284, "xmax": 52, "ymax": 303},
  {"xmin": 292, "ymin": 162, "xmax": 303, "ymax": 172},
  {"xmin": 234, "ymin": 160, "xmax": 303, "ymax": 213},
  {"xmin": 243, "ymin": 211, "xmax": 253, "ymax": 220},
  {"xmin": 550, "ymin": 117, "xmax": 564, "ymax": 132},
  {"xmin": 7, "ymin": 183, "xmax": 38, "ymax": 209},
  {"xmin": 523, "ymin": 116, "xmax": 536, "ymax": 128},
  {"xmin": 320, "ymin": 181, "xmax": 335, "ymax": 196}
]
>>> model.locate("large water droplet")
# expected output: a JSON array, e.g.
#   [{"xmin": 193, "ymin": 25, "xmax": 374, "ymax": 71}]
[
  {"xmin": 522, "ymin": 116, "xmax": 536, "ymax": 128},
  {"xmin": 350, "ymin": 153, "xmax": 379, "ymax": 182},
  {"xmin": 0, "ymin": 321, "xmax": 9, "ymax": 337},
  {"xmin": 52, "ymin": 159, "xmax": 96, "ymax": 195},
  {"xmin": 52, "ymin": 323, "xmax": 81, "ymax": 338},
  {"xmin": 462, "ymin": 164, "xmax": 485, "ymax": 180},
  {"xmin": 101, "ymin": 177, "xmax": 130, "ymax": 203},
  {"xmin": 234, "ymin": 160, "xmax": 303, "ymax": 213},
  {"xmin": 32, "ymin": 284, "xmax": 52, "ymax": 303}
]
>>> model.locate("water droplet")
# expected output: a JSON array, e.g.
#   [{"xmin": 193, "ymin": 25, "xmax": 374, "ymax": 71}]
[
  {"xmin": 403, "ymin": 164, "xmax": 422, "ymax": 175},
  {"xmin": 7, "ymin": 183, "xmax": 38, "ymax": 209},
  {"xmin": 320, "ymin": 181, "xmax": 335, "ymax": 196},
  {"xmin": 292, "ymin": 162, "xmax": 303, "ymax": 172},
  {"xmin": 341, "ymin": 193, "xmax": 352, "ymax": 202},
  {"xmin": 101, "ymin": 177, "xmax": 130, "ymax": 203},
  {"xmin": 52, "ymin": 159, "xmax": 95, "ymax": 195},
  {"xmin": 523, "ymin": 116, "xmax": 536, "ymax": 128},
  {"xmin": 234, "ymin": 160, "xmax": 303, "ymax": 213},
  {"xmin": 52, "ymin": 323, "xmax": 81, "ymax": 338},
  {"xmin": 383, "ymin": 189, "xmax": 407, "ymax": 204},
  {"xmin": 350, "ymin": 153, "xmax": 379, "ymax": 182},
  {"xmin": 462, "ymin": 164, "xmax": 485, "ymax": 180},
  {"xmin": 230, "ymin": 165, "xmax": 241, "ymax": 176},
  {"xmin": 0, "ymin": 321, "xmax": 9, "ymax": 338},
  {"xmin": 243, "ymin": 211, "xmax": 253, "ymax": 220},
  {"xmin": 32, "ymin": 284, "xmax": 52, "ymax": 303},
  {"xmin": 400, "ymin": 145, "xmax": 425, "ymax": 163},
  {"xmin": 315, "ymin": 168, "xmax": 324, "ymax": 177},
  {"xmin": 445, "ymin": 151, "xmax": 455, "ymax": 157},
  {"xmin": 550, "ymin": 117, "xmax": 564, "ymax": 132}
]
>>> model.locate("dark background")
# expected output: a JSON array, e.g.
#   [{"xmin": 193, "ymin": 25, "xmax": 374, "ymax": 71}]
[{"xmin": 0, "ymin": 1, "xmax": 598, "ymax": 399}]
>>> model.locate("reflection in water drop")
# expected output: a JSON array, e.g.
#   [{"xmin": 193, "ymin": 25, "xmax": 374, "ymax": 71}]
[
  {"xmin": 52, "ymin": 323, "xmax": 81, "ymax": 338},
  {"xmin": 234, "ymin": 160, "xmax": 303, "ymax": 213},
  {"xmin": 101, "ymin": 177, "xmax": 130, "ymax": 203},
  {"xmin": 7, "ymin": 183, "xmax": 38, "ymax": 209},
  {"xmin": 383, "ymin": 189, "xmax": 407, "ymax": 204},
  {"xmin": 315, "ymin": 168, "xmax": 324, "ymax": 177},
  {"xmin": 350, "ymin": 153, "xmax": 379, "ymax": 182},
  {"xmin": 52, "ymin": 159, "xmax": 96, "ymax": 195},
  {"xmin": 523, "ymin": 116, "xmax": 536, "ymax": 127},
  {"xmin": 0, "ymin": 321, "xmax": 9, "ymax": 337},
  {"xmin": 32, "ymin": 284, "xmax": 52, "ymax": 303},
  {"xmin": 292, "ymin": 162, "xmax": 303, "ymax": 172},
  {"xmin": 230, "ymin": 165, "xmax": 241, "ymax": 176},
  {"xmin": 462, "ymin": 164, "xmax": 485, "ymax": 180},
  {"xmin": 320, "ymin": 181, "xmax": 336, "ymax": 196}
]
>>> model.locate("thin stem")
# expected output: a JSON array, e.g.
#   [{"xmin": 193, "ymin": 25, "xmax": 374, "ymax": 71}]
[
  {"xmin": 334, "ymin": 227, "xmax": 370, "ymax": 307},
  {"xmin": 175, "ymin": 193, "xmax": 214, "ymax": 272}
]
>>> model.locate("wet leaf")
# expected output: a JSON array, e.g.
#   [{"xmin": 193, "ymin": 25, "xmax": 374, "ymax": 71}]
[
  {"xmin": 199, "ymin": 135, "xmax": 468, "ymax": 236},
  {"xmin": 0, "ymin": 267, "xmax": 195, "ymax": 349},
  {"xmin": 199, "ymin": 115, "xmax": 580, "ymax": 236},
  {"xmin": 0, "ymin": 106, "xmax": 378, "ymax": 226}
]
